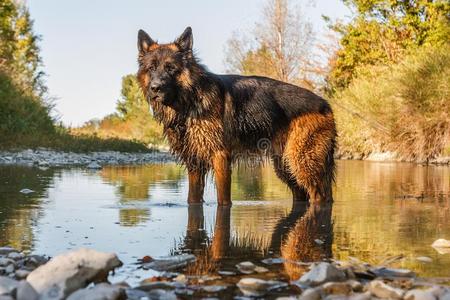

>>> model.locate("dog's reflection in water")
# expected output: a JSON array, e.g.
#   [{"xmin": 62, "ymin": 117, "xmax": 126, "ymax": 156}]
[{"xmin": 179, "ymin": 202, "xmax": 332, "ymax": 279}]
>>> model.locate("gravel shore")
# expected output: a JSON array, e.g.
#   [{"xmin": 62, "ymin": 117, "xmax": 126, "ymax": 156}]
[{"xmin": 0, "ymin": 149, "xmax": 175, "ymax": 167}]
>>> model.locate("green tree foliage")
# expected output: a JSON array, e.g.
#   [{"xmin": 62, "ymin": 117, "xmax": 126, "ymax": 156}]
[
  {"xmin": 327, "ymin": 0, "xmax": 450, "ymax": 91},
  {"xmin": 0, "ymin": 0, "xmax": 44, "ymax": 96},
  {"xmin": 116, "ymin": 74, "xmax": 147, "ymax": 119},
  {"xmin": 75, "ymin": 75, "xmax": 164, "ymax": 147}
]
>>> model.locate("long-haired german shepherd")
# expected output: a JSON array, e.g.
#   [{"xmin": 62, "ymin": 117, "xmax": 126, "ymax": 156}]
[{"xmin": 137, "ymin": 27, "xmax": 336, "ymax": 206}]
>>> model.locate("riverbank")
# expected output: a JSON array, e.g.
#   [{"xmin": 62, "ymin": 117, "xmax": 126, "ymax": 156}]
[
  {"xmin": 0, "ymin": 246, "xmax": 449, "ymax": 299},
  {"xmin": 1, "ymin": 149, "xmax": 449, "ymax": 168},
  {"xmin": 0, "ymin": 149, "xmax": 174, "ymax": 167}
]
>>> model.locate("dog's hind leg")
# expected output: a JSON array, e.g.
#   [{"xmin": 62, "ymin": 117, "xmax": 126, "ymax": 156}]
[
  {"xmin": 284, "ymin": 112, "xmax": 336, "ymax": 204},
  {"xmin": 272, "ymin": 155, "xmax": 308, "ymax": 202}
]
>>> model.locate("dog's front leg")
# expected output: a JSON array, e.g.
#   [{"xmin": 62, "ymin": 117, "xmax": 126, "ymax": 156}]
[
  {"xmin": 212, "ymin": 151, "xmax": 232, "ymax": 206},
  {"xmin": 187, "ymin": 166, "xmax": 206, "ymax": 205}
]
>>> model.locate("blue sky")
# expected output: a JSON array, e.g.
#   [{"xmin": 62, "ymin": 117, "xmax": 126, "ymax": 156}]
[{"xmin": 28, "ymin": 0, "xmax": 350, "ymax": 126}]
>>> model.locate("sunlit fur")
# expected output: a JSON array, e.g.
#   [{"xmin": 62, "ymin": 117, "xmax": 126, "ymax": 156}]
[{"xmin": 137, "ymin": 27, "xmax": 337, "ymax": 205}]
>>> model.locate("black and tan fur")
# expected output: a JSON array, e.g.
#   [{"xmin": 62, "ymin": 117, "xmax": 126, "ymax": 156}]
[{"xmin": 137, "ymin": 27, "xmax": 336, "ymax": 206}]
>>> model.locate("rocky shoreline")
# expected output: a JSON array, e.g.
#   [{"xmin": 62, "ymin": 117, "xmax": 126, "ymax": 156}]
[
  {"xmin": 1, "ymin": 246, "xmax": 449, "ymax": 299},
  {"xmin": 0, "ymin": 149, "xmax": 174, "ymax": 167},
  {"xmin": 0, "ymin": 149, "xmax": 449, "ymax": 168}
]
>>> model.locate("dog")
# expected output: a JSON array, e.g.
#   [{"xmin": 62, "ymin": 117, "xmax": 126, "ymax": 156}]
[{"xmin": 137, "ymin": 27, "xmax": 336, "ymax": 206}]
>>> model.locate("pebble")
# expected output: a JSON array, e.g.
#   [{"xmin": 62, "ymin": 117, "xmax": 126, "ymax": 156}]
[
  {"xmin": 322, "ymin": 281, "xmax": 352, "ymax": 295},
  {"xmin": 416, "ymin": 256, "xmax": 433, "ymax": 263},
  {"xmin": 236, "ymin": 261, "xmax": 257, "ymax": 274},
  {"xmin": 261, "ymin": 257, "xmax": 285, "ymax": 265},
  {"xmin": 16, "ymin": 280, "xmax": 38, "ymax": 300},
  {"xmin": 404, "ymin": 289, "xmax": 436, "ymax": 300},
  {"xmin": 237, "ymin": 278, "xmax": 287, "ymax": 297},
  {"xmin": 0, "ymin": 276, "xmax": 19, "ymax": 296},
  {"xmin": 66, "ymin": 283, "xmax": 126, "ymax": 300},
  {"xmin": 0, "ymin": 248, "xmax": 17, "ymax": 256},
  {"xmin": 7, "ymin": 252, "xmax": 24, "ymax": 260},
  {"xmin": 369, "ymin": 267, "xmax": 416, "ymax": 278},
  {"xmin": 19, "ymin": 189, "xmax": 34, "ymax": 194},
  {"xmin": 368, "ymin": 280, "xmax": 404, "ymax": 299},
  {"xmin": 87, "ymin": 161, "xmax": 102, "ymax": 169},
  {"xmin": 297, "ymin": 262, "xmax": 346, "ymax": 286},
  {"xmin": 299, "ymin": 287, "xmax": 322, "ymax": 300}
]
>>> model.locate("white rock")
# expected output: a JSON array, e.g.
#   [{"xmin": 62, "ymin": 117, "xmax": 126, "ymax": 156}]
[
  {"xmin": 432, "ymin": 239, "xmax": 450, "ymax": 254},
  {"xmin": 66, "ymin": 283, "xmax": 125, "ymax": 300},
  {"xmin": 26, "ymin": 248, "xmax": 122, "ymax": 299},
  {"xmin": 298, "ymin": 263, "xmax": 346, "ymax": 286},
  {"xmin": 87, "ymin": 162, "xmax": 102, "ymax": 169},
  {"xmin": 236, "ymin": 261, "xmax": 256, "ymax": 274},
  {"xmin": 0, "ymin": 276, "xmax": 19, "ymax": 296},
  {"xmin": 416, "ymin": 256, "xmax": 433, "ymax": 263},
  {"xmin": 16, "ymin": 280, "xmax": 38, "ymax": 300},
  {"xmin": 237, "ymin": 278, "xmax": 287, "ymax": 297},
  {"xmin": 404, "ymin": 289, "xmax": 436, "ymax": 300},
  {"xmin": 368, "ymin": 280, "xmax": 404, "ymax": 299},
  {"xmin": 19, "ymin": 189, "xmax": 34, "ymax": 194}
]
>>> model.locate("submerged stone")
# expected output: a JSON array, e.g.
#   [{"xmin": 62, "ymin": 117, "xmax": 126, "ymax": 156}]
[{"xmin": 236, "ymin": 261, "xmax": 257, "ymax": 274}]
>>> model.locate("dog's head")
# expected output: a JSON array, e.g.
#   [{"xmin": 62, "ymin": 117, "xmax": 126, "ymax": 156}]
[{"xmin": 137, "ymin": 27, "xmax": 194, "ymax": 107}]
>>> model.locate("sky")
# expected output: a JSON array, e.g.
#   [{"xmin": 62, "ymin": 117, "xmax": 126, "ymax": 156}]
[{"xmin": 28, "ymin": 0, "xmax": 351, "ymax": 126}]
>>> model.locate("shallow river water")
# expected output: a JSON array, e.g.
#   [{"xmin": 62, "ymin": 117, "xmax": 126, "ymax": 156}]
[{"xmin": 0, "ymin": 160, "xmax": 449, "ymax": 284}]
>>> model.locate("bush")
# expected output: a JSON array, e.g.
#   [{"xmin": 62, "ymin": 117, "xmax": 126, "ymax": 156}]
[{"xmin": 332, "ymin": 45, "xmax": 450, "ymax": 162}]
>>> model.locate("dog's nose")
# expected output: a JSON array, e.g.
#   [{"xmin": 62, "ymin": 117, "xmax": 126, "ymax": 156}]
[{"xmin": 150, "ymin": 82, "xmax": 161, "ymax": 93}]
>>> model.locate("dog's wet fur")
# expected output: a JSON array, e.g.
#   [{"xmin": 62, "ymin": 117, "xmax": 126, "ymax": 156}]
[{"xmin": 137, "ymin": 27, "xmax": 336, "ymax": 206}]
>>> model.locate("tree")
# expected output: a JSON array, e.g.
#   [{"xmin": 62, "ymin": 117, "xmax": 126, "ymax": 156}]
[
  {"xmin": 116, "ymin": 74, "xmax": 147, "ymax": 119},
  {"xmin": 327, "ymin": 0, "xmax": 450, "ymax": 91},
  {"xmin": 0, "ymin": 0, "xmax": 44, "ymax": 96},
  {"xmin": 224, "ymin": 0, "xmax": 317, "ymax": 87}
]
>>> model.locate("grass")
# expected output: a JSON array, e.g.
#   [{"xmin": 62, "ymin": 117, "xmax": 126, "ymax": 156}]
[{"xmin": 332, "ymin": 45, "xmax": 450, "ymax": 162}]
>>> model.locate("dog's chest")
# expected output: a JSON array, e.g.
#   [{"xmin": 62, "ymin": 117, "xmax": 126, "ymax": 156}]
[{"xmin": 185, "ymin": 118, "xmax": 224, "ymax": 158}]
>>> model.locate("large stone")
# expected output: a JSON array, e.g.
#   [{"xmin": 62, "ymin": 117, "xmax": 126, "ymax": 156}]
[
  {"xmin": 66, "ymin": 283, "xmax": 126, "ymax": 300},
  {"xmin": 26, "ymin": 248, "xmax": 122, "ymax": 299},
  {"xmin": 368, "ymin": 280, "xmax": 404, "ymax": 299},
  {"xmin": 0, "ymin": 276, "xmax": 18, "ymax": 296},
  {"xmin": 298, "ymin": 263, "xmax": 346, "ymax": 286}
]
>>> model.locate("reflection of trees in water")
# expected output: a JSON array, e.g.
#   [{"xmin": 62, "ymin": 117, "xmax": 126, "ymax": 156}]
[
  {"xmin": 333, "ymin": 161, "xmax": 450, "ymax": 277},
  {"xmin": 100, "ymin": 164, "xmax": 184, "ymax": 226},
  {"xmin": 0, "ymin": 165, "xmax": 58, "ymax": 251}
]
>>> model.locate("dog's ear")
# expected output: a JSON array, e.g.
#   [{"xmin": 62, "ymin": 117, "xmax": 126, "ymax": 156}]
[
  {"xmin": 138, "ymin": 29, "xmax": 156, "ymax": 54},
  {"xmin": 175, "ymin": 27, "xmax": 193, "ymax": 52}
]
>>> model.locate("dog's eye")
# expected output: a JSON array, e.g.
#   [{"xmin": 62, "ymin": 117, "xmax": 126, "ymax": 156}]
[{"xmin": 148, "ymin": 65, "xmax": 156, "ymax": 72}]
